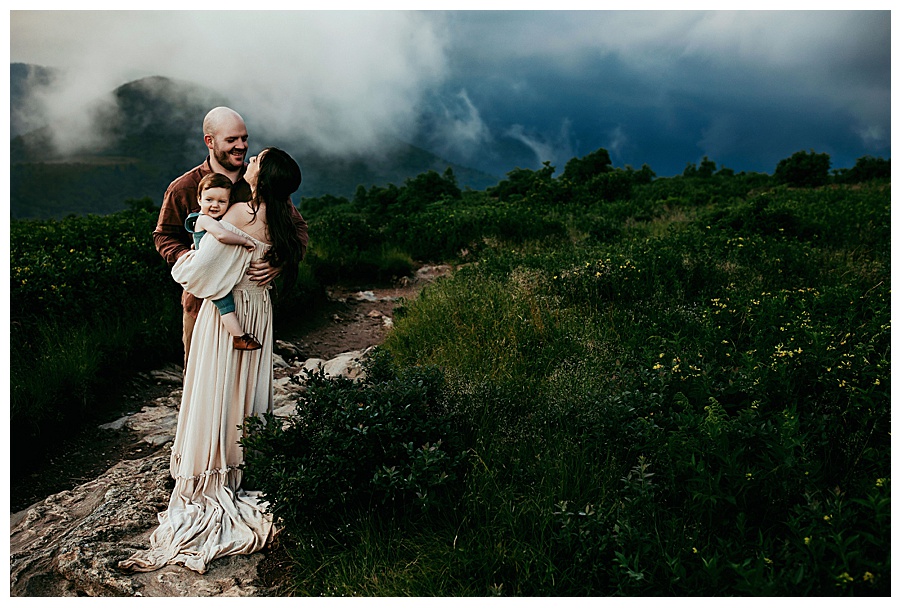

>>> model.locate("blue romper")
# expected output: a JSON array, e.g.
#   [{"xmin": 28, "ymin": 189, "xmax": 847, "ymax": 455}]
[{"xmin": 185, "ymin": 212, "xmax": 236, "ymax": 315}]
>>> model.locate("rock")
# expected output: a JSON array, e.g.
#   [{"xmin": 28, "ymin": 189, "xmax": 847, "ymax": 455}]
[
  {"xmin": 271, "ymin": 404, "xmax": 299, "ymax": 419},
  {"xmin": 323, "ymin": 351, "xmax": 366, "ymax": 381},
  {"xmin": 273, "ymin": 376, "xmax": 305, "ymax": 406},
  {"xmin": 126, "ymin": 405, "xmax": 178, "ymax": 442},
  {"xmin": 366, "ymin": 309, "xmax": 383, "ymax": 318},
  {"xmin": 351, "ymin": 290, "xmax": 377, "ymax": 302},
  {"xmin": 10, "ymin": 330, "xmax": 380, "ymax": 596},
  {"xmin": 142, "ymin": 434, "xmax": 174, "ymax": 447},
  {"xmin": 149, "ymin": 366, "xmax": 183, "ymax": 385},
  {"xmin": 99, "ymin": 415, "xmax": 131, "ymax": 432},
  {"xmin": 10, "ymin": 446, "xmax": 274, "ymax": 597},
  {"xmin": 274, "ymin": 340, "xmax": 301, "ymax": 358},
  {"xmin": 415, "ymin": 264, "xmax": 452, "ymax": 283},
  {"xmin": 300, "ymin": 358, "xmax": 327, "ymax": 375},
  {"xmin": 272, "ymin": 353, "xmax": 289, "ymax": 369},
  {"xmin": 383, "ymin": 317, "xmax": 394, "ymax": 328}
]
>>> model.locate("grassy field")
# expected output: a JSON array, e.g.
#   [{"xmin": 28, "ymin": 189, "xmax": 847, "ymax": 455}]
[
  {"xmin": 247, "ymin": 176, "xmax": 890, "ymax": 595},
  {"xmin": 10, "ymin": 156, "xmax": 890, "ymax": 595}
]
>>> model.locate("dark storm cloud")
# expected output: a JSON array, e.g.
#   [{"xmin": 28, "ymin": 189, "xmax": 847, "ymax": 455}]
[{"xmin": 429, "ymin": 10, "xmax": 890, "ymax": 175}]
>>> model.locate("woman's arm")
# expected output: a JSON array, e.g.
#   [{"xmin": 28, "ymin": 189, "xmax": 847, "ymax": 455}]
[{"xmin": 195, "ymin": 215, "xmax": 255, "ymax": 251}]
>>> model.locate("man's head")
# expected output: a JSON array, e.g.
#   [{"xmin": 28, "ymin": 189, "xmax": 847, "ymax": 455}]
[
  {"xmin": 197, "ymin": 172, "xmax": 233, "ymax": 219},
  {"xmin": 203, "ymin": 107, "xmax": 248, "ymax": 173}
]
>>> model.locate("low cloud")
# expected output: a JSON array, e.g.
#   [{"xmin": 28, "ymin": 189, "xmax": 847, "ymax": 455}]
[
  {"xmin": 10, "ymin": 11, "xmax": 450, "ymax": 158},
  {"xmin": 505, "ymin": 120, "xmax": 574, "ymax": 170},
  {"xmin": 421, "ymin": 88, "xmax": 493, "ymax": 163}
]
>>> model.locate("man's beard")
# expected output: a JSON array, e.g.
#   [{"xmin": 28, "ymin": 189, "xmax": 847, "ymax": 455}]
[{"xmin": 215, "ymin": 147, "xmax": 245, "ymax": 172}]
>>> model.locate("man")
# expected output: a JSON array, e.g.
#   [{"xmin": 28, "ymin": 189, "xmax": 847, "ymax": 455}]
[{"xmin": 154, "ymin": 106, "xmax": 309, "ymax": 368}]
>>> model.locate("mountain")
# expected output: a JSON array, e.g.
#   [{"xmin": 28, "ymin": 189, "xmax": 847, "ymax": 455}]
[
  {"xmin": 10, "ymin": 63, "xmax": 60, "ymax": 138},
  {"xmin": 10, "ymin": 68, "xmax": 500, "ymax": 219}
]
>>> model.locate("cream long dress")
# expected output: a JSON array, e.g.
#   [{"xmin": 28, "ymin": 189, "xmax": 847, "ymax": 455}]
[{"xmin": 119, "ymin": 222, "xmax": 276, "ymax": 574}]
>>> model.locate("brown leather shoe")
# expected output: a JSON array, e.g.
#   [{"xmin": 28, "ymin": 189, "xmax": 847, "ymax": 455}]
[{"xmin": 234, "ymin": 333, "xmax": 263, "ymax": 351}]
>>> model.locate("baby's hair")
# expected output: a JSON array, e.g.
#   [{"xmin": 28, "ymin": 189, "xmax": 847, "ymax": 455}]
[{"xmin": 197, "ymin": 172, "xmax": 234, "ymax": 197}]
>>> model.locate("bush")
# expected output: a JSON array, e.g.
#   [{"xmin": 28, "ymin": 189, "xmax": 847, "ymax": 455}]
[
  {"xmin": 833, "ymin": 156, "xmax": 891, "ymax": 184},
  {"xmin": 10, "ymin": 209, "xmax": 183, "ymax": 447},
  {"xmin": 240, "ymin": 351, "xmax": 467, "ymax": 542},
  {"xmin": 378, "ymin": 182, "xmax": 889, "ymax": 595},
  {"xmin": 774, "ymin": 149, "xmax": 831, "ymax": 188}
]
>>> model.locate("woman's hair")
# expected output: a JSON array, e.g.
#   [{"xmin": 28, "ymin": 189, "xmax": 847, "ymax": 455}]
[
  {"xmin": 250, "ymin": 147, "xmax": 305, "ymax": 289},
  {"xmin": 197, "ymin": 172, "xmax": 233, "ymax": 197}
]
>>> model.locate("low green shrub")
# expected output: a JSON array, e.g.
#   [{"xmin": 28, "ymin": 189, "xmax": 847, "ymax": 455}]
[{"xmin": 240, "ymin": 350, "xmax": 467, "ymax": 542}]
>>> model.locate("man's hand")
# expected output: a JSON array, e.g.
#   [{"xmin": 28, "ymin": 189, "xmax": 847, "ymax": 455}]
[{"xmin": 247, "ymin": 257, "xmax": 281, "ymax": 286}]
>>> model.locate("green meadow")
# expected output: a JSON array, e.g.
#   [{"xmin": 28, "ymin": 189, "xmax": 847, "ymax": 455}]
[{"xmin": 10, "ymin": 150, "xmax": 890, "ymax": 595}]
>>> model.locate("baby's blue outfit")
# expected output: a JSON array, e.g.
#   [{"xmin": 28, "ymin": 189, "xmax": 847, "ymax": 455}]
[{"xmin": 185, "ymin": 212, "xmax": 236, "ymax": 315}]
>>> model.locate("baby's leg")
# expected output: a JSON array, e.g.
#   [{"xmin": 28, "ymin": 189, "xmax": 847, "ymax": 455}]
[
  {"xmin": 212, "ymin": 293, "xmax": 262, "ymax": 351},
  {"xmin": 219, "ymin": 311, "xmax": 245, "ymax": 338},
  {"xmin": 212, "ymin": 293, "xmax": 243, "ymax": 337}
]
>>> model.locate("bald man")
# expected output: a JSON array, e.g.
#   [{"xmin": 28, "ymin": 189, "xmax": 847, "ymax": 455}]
[{"xmin": 153, "ymin": 107, "xmax": 309, "ymax": 369}]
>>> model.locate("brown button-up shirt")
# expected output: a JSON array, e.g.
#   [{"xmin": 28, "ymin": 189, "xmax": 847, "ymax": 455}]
[{"xmin": 153, "ymin": 156, "xmax": 308, "ymax": 318}]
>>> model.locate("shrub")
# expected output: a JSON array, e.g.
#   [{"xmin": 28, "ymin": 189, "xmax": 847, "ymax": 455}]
[
  {"xmin": 240, "ymin": 350, "xmax": 467, "ymax": 542},
  {"xmin": 561, "ymin": 148, "xmax": 613, "ymax": 183},
  {"xmin": 833, "ymin": 155, "xmax": 891, "ymax": 184},
  {"xmin": 774, "ymin": 149, "xmax": 831, "ymax": 188}
]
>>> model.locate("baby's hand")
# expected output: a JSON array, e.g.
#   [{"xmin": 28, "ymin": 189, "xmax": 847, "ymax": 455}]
[{"xmin": 243, "ymin": 240, "xmax": 256, "ymax": 252}]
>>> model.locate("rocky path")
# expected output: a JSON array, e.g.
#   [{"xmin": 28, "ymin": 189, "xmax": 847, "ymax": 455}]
[{"xmin": 9, "ymin": 266, "xmax": 450, "ymax": 597}]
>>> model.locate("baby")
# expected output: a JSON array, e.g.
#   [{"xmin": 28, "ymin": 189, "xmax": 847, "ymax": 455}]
[{"xmin": 185, "ymin": 172, "xmax": 263, "ymax": 351}]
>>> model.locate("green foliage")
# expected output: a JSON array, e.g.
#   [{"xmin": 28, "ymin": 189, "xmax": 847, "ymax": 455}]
[
  {"xmin": 240, "ymin": 350, "xmax": 466, "ymax": 542},
  {"xmin": 682, "ymin": 155, "xmax": 734, "ymax": 178},
  {"xmin": 774, "ymin": 149, "xmax": 831, "ymax": 188},
  {"xmin": 10, "ymin": 144, "xmax": 891, "ymax": 595},
  {"xmin": 372, "ymin": 182, "xmax": 889, "ymax": 595},
  {"xmin": 561, "ymin": 147, "xmax": 613, "ymax": 182},
  {"xmin": 487, "ymin": 162, "xmax": 556, "ymax": 201},
  {"xmin": 10, "ymin": 209, "xmax": 183, "ymax": 451},
  {"xmin": 396, "ymin": 168, "xmax": 463, "ymax": 212},
  {"xmin": 833, "ymin": 155, "xmax": 891, "ymax": 184}
]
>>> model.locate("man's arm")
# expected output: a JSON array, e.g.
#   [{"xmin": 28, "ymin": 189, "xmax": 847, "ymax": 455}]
[{"xmin": 153, "ymin": 182, "xmax": 195, "ymax": 265}]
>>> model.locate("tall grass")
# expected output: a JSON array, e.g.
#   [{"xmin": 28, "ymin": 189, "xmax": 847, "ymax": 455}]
[{"xmin": 266, "ymin": 183, "xmax": 889, "ymax": 595}]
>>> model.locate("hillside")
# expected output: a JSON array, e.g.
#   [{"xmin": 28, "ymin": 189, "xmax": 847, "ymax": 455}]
[{"xmin": 9, "ymin": 68, "xmax": 499, "ymax": 219}]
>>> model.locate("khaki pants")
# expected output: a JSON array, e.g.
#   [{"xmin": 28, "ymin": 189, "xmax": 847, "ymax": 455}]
[{"xmin": 182, "ymin": 309, "xmax": 197, "ymax": 372}]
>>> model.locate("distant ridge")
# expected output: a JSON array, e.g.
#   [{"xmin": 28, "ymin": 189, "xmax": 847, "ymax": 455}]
[{"xmin": 10, "ymin": 69, "xmax": 499, "ymax": 219}]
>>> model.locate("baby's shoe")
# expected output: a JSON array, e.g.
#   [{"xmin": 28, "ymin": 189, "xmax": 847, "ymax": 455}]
[{"xmin": 234, "ymin": 333, "xmax": 263, "ymax": 351}]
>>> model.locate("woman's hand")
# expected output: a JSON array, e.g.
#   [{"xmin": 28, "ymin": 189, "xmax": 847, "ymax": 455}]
[{"xmin": 247, "ymin": 257, "xmax": 281, "ymax": 286}]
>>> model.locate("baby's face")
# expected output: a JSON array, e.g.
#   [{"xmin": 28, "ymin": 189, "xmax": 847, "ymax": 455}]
[{"xmin": 198, "ymin": 186, "xmax": 231, "ymax": 219}]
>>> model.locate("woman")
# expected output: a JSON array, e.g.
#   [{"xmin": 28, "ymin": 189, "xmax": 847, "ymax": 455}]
[{"xmin": 119, "ymin": 147, "xmax": 306, "ymax": 574}]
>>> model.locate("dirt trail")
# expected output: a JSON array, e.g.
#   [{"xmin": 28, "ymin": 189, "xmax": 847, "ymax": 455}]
[{"xmin": 9, "ymin": 267, "xmax": 448, "ymax": 515}]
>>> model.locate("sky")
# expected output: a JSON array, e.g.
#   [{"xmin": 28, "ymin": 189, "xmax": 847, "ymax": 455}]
[{"xmin": 6, "ymin": 5, "xmax": 893, "ymax": 178}]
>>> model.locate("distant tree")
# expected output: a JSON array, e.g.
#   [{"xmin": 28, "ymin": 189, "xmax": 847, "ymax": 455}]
[
  {"xmin": 561, "ymin": 148, "xmax": 613, "ymax": 183},
  {"xmin": 683, "ymin": 156, "xmax": 723, "ymax": 178},
  {"xmin": 587, "ymin": 169, "xmax": 634, "ymax": 202},
  {"xmin": 774, "ymin": 149, "xmax": 831, "ymax": 188},
  {"xmin": 397, "ymin": 168, "xmax": 462, "ymax": 212},
  {"xmin": 698, "ymin": 156, "xmax": 718, "ymax": 178},
  {"xmin": 124, "ymin": 196, "xmax": 157, "ymax": 213},
  {"xmin": 300, "ymin": 193, "xmax": 351, "ymax": 216},
  {"xmin": 488, "ymin": 162, "xmax": 555, "ymax": 201},
  {"xmin": 632, "ymin": 164, "xmax": 656, "ymax": 184},
  {"xmin": 716, "ymin": 166, "xmax": 735, "ymax": 177},
  {"xmin": 356, "ymin": 183, "xmax": 401, "ymax": 218},
  {"xmin": 353, "ymin": 185, "xmax": 369, "ymax": 208},
  {"xmin": 834, "ymin": 155, "xmax": 891, "ymax": 184}
]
